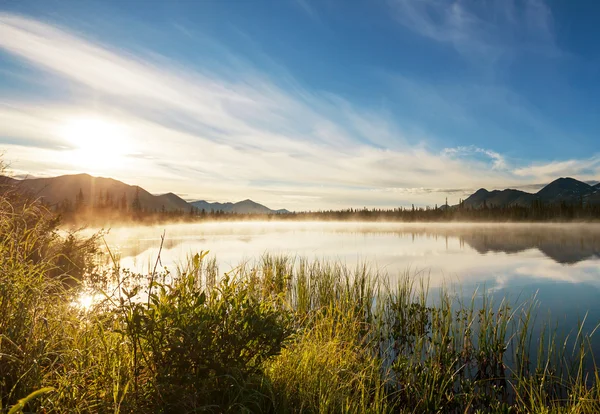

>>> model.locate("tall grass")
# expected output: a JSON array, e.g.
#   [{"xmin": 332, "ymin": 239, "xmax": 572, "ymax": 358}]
[{"xmin": 1, "ymin": 190, "xmax": 599, "ymax": 412}]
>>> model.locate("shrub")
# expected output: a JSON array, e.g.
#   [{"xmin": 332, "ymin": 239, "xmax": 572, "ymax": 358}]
[
  {"xmin": 0, "ymin": 178, "xmax": 598, "ymax": 413},
  {"xmin": 0, "ymin": 183, "xmax": 99, "ymax": 411},
  {"xmin": 265, "ymin": 309, "xmax": 391, "ymax": 413},
  {"xmin": 118, "ymin": 255, "xmax": 294, "ymax": 412}
]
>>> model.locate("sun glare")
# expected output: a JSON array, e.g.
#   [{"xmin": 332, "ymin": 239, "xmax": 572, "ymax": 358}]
[
  {"xmin": 74, "ymin": 292, "xmax": 104, "ymax": 311},
  {"xmin": 59, "ymin": 117, "xmax": 132, "ymax": 171}
]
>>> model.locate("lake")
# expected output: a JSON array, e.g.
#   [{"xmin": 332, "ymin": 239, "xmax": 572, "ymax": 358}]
[
  {"xmin": 101, "ymin": 221, "xmax": 599, "ymax": 282},
  {"xmin": 100, "ymin": 221, "xmax": 600, "ymax": 343},
  {"xmin": 96, "ymin": 222, "xmax": 600, "ymax": 364}
]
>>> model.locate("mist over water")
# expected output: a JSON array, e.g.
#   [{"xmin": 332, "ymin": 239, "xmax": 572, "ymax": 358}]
[
  {"xmin": 100, "ymin": 222, "xmax": 599, "ymax": 284},
  {"xmin": 99, "ymin": 221, "xmax": 600, "ymax": 358}
]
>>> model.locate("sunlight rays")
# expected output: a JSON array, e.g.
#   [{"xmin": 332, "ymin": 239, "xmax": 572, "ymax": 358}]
[
  {"xmin": 58, "ymin": 117, "xmax": 132, "ymax": 171},
  {"xmin": 1, "ymin": 13, "xmax": 598, "ymax": 209}
]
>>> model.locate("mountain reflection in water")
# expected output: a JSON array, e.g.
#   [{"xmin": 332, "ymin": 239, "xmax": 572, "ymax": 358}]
[
  {"xmin": 421, "ymin": 225, "xmax": 599, "ymax": 264},
  {"xmin": 100, "ymin": 222, "xmax": 600, "ymax": 270},
  {"xmin": 96, "ymin": 222, "xmax": 600, "ymax": 365}
]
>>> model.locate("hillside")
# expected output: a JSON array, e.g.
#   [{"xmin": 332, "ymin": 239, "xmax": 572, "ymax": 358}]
[
  {"xmin": 5, "ymin": 172, "xmax": 597, "ymax": 215},
  {"xmin": 0, "ymin": 176, "xmax": 18, "ymax": 188},
  {"xmin": 462, "ymin": 177, "xmax": 599, "ymax": 208},
  {"xmin": 5, "ymin": 173, "xmax": 190, "ymax": 212},
  {"xmin": 3, "ymin": 173, "xmax": 288, "ymax": 215},
  {"xmin": 535, "ymin": 177, "xmax": 593, "ymax": 204},
  {"xmin": 464, "ymin": 188, "xmax": 532, "ymax": 209},
  {"xmin": 191, "ymin": 199, "xmax": 289, "ymax": 214}
]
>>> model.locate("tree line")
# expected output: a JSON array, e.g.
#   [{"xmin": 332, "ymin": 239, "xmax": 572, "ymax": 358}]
[{"xmin": 51, "ymin": 189, "xmax": 600, "ymax": 223}]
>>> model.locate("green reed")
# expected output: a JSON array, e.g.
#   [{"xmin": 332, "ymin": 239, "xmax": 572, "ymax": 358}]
[{"xmin": 1, "ymin": 191, "xmax": 599, "ymax": 413}]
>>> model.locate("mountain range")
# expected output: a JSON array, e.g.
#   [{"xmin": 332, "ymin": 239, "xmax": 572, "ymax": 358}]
[
  {"xmin": 190, "ymin": 199, "xmax": 289, "ymax": 215},
  {"xmin": 461, "ymin": 177, "xmax": 600, "ymax": 208},
  {"xmin": 1, "ymin": 173, "xmax": 288, "ymax": 214},
  {"xmin": 2, "ymin": 173, "xmax": 599, "ymax": 214}
]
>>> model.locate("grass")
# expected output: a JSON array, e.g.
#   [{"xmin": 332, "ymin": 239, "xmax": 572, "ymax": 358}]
[{"xmin": 1, "ymin": 190, "xmax": 599, "ymax": 413}]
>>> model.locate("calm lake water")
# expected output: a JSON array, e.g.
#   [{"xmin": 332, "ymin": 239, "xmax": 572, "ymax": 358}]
[{"xmin": 100, "ymin": 221, "xmax": 600, "ymax": 345}]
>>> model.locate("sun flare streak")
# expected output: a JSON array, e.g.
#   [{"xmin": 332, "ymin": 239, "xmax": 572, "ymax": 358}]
[{"xmin": 58, "ymin": 117, "xmax": 133, "ymax": 171}]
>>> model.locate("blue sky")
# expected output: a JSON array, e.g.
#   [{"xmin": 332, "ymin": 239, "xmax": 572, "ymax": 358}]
[{"xmin": 0, "ymin": 0, "xmax": 599, "ymax": 209}]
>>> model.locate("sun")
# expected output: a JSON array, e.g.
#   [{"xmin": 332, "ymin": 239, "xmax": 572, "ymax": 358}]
[{"xmin": 59, "ymin": 117, "xmax": 132, "ymax": 171}]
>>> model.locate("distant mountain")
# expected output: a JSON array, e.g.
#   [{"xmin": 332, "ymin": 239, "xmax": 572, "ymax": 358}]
[
  {"xmin": 589, "ymin": 184, "xmax": 600, "ymax": 204},
  {"xmin": 0, "ymin": 176, "xmax": 18, "ymax": 187},
  {"xmin": 462, "ymin": 177, "xmax": 599, "ymax": 208},
  {"xmin": 190, "ymin": 200, "xmax": 233, "ymax": 213},
  {"xmin": 159, "ymin": 192, "xmax": 192, "ymax": 211},
  {"xmin": 191, "ymin": 199, "xmax": 289, "ymax": 215},
  {"xmin": 535, "ymin": 177, "xmax": 592, "ymax": 204},
  {"xmin": 463, "ymin": 188, "xmax": 531, "ymax": 209},
  {"xmin": 5, "ymin": 173, "xmax": 190, "ymax": 212},
  {"xmin": 2, "ymin": 173, "xmax": 289, "ymax": 215}
]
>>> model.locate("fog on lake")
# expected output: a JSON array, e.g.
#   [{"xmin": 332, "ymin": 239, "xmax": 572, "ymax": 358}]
[
  {"xmin": 100, "ymin": 222, "xmax": 599, "ymax": 288},
  {"xmin": 97, "ymin": 221, "xmax": 600, "ymax": 354}
]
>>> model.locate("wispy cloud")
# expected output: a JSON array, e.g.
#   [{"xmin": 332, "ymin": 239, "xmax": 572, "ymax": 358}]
[
  {"xmin": 513, "ymin": 157, "xmax": 600, "ymax": 182},
  {"xmin": 442, "ymin": 146, "xmax": 506, "ymax": 170},
  {"xmin": 387, "ymin": 0, "xmax": 561, "ymax": 62},
  {"xmin": 0, "ymin": 12, "xmax": 595, "ymax": 209},
  {"xmin": 293, "ymin": 0, "xmax": 319, "ymax": 20}
]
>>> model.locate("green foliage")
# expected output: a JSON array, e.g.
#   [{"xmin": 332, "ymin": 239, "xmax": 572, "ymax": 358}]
[
  {"xmin": 7, "ymin": 387, "xmax": 54, "ymax": 414},
  {"xmin": 265, "ymin": 309, "xmax": 391, "ymax": 413},
  {"xmin": 1, "ymin": 187, "xmax": 599, "ymax": 413},
  {"xmin": 0, "ymin": 189, "xmax": 100, "ymax": 411},
  {"xmin": 119, "ymin": 257, "xmax": 293, "ymax": 412}
]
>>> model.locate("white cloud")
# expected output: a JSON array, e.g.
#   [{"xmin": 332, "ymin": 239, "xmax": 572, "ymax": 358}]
[
  {"xmin": 442, "ymin": 145, "xmax": 507, "ymax": 170},
  {"xmin": 513, "ymin": 157, "xmax": 600, "ymax": 181},
  {"xmin": 0, "ymin": 12, "xmax": 596, "ymax": 210}
]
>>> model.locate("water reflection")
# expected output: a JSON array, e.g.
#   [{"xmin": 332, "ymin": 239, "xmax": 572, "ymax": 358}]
[
  {"xmin": 454, "ymin": 226, "xmax": 600, "ymax": 264},
  {"xmin": 95, "ymin": 222, "xmax": 600, "ymax": 368},
  {"xmin": 98, "ymin": 222, "xmax": 600, "ymax": 285}
]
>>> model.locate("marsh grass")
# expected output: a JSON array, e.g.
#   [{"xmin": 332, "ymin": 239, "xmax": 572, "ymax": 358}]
[{"xmin": 1, "ymin": 191, "xmax": 599, "ymax": 413}]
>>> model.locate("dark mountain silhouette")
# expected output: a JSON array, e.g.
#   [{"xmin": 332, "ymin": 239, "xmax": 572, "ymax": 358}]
[
  {"xmin": 6, "ymin": 173, "xmax": 190, "ymax": 212},
  {"xmin": 190, "ymin": 200, "xmax": 233, "ymax": 212},
  {"xmin": 0, "ymin": 176, "xmax": 18, "ymax": 187},
  {"xmin": 191, "ymin": 199, "xmax": 289, "ymax": 214},
  {"xmin": 4, "ymin": 172, "xmax": 598, "ymax": 215},
  {"xmin": 588, "ymin": 188, "xmax": 600, "ymax": 205},
  {"xmin": 464, "ymin": 188, "xmax": 532, "ymax": 209},
  {"xmin": 3, "ymin": 173, "xmax": 288, "ymax": 214},
  {"xmin": 462, "ymin": 177, "xmax": 599, "ymax": 208},
  {"xmin": 592, "ymin": 183, "xmax": 600, "ymax": 200},
  {"xmin": 464, "ymin": 189, "xmax": 492, "ymax": 208},
  {"xmin": 536, "ymin": 177, "xmax": 592, "ymax": 204}
]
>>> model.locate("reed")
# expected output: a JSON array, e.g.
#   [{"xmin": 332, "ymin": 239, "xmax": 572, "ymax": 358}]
[{"xmin": 1, "ymin": 191, "xmax": 598, "ymax": 413}]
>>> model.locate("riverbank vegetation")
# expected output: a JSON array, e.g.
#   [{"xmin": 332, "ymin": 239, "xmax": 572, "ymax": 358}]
[
  {"xmin": 50, "ymin": 201, "xmax": 600, "ymax": 227},
  {"xmin": 1, "ymin": 189, "xmax": 599, "ymax": 413}
]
